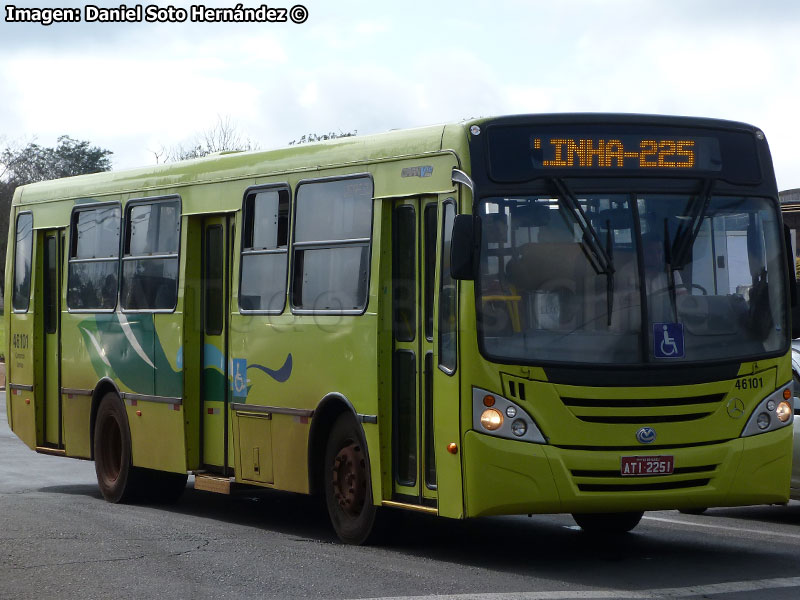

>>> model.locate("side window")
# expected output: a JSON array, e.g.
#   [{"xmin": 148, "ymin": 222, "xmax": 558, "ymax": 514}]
[
  {"xmin": 67, "ymin": 205, "xmax": 121, "ymax": 311},
  {"xmin": 438, "ymin": 201, "xmax": 457, "ymax": 373},
  {"xmin": 12, "ymin": 212, "xmax": 33, "ymax": 312},
  {"xmin": 291, "ymin": 176, "xmax": 373, "ymax": 312},
  {"xmin": 239, "ymin": 187, "xmax": 290, "ymax": 313},
  {"xmin": 121, "ymin": 198, "xmax": 180, "ymax": 311},
  {"xmin": 424, "ymin": 203, "xmax": 438, "ymax": 341}
]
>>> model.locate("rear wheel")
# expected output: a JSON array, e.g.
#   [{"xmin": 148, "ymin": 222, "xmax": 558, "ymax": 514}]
[
  {"xmin": 572, "ymin": 511, "xmax": 644, "ymax": 534},
  {"xmin": 324, "ymin": 414, "xmax": 379, "ymax": 544},
  {"xmin": 94, "ymin": 392, "xmax": 137, "ymax": 503}
]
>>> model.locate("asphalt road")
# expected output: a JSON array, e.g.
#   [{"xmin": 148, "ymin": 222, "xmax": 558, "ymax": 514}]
[{"xmin": 3, "ymin": 390, "xmax": 800, "ymax": 600}]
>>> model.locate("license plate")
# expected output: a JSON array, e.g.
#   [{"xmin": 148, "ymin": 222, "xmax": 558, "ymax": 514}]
[{"xmin": 621, "ymin": 455, "xmax": 674, "ymax": 477}]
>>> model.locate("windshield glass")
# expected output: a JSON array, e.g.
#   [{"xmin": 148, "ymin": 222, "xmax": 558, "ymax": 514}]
[{"xmin": 477, "ymin": 193, "xmax": 787, "ymax": 365}]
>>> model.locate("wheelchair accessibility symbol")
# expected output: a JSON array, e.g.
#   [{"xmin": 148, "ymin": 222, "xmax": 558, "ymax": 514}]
[
  {"xmin": 232, "ymin": 358, "xmax": 248, "ymax": 397},
  {"xmin": 653, "ymin": 323, "xmax": 685, "ymax": 359}
]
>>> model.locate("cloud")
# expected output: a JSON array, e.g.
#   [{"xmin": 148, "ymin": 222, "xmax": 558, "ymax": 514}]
[{"xmin": 1, "ymin": 0, "xmax": 799, "ymax": 188}]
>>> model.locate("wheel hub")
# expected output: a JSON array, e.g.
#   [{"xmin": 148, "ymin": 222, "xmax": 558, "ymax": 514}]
[{"xmin": 331, "ymin": 442, "xmax": 366, "ymax": 516}]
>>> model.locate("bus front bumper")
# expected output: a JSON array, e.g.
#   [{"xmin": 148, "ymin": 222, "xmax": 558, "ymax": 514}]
[{"xmin": 462, "ymin": 427, "xmax": 791, "ymax": 517}]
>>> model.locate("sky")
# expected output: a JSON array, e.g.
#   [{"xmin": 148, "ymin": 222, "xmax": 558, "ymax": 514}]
[{"xmin": 1, "ymin": 0, "xmax": 799, "ymax": 190}]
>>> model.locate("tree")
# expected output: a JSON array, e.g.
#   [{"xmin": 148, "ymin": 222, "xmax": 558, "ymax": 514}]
[
  {"xmin": 0, "ymin": 135, "xmax": 113, "ymax": 283},
  {"xmin": 154, "ymin": 115, "xmax": 258, "ymax": 163}
]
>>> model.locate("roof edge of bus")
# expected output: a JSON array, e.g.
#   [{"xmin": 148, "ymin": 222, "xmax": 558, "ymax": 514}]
[
  {"xmin": 12, "ymin": 113, "xmax": 768, "ymax": 205},
  {"xmin": 464, "ymin": 112, "xmax": 764, "ymax": 132},
  {"xmin": 12, "ymin": 122, "xmax": 458, "ymax": 205}
]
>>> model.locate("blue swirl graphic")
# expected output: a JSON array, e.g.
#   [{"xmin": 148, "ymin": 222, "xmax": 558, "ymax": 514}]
[{"xmin": 247, "ymin": 354, "xmax": 293, "ymax": 383}]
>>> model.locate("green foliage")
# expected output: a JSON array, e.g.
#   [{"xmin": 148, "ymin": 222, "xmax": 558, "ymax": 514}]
[
  {"xmin": 1, "ymin": 135, "xmax": 112, "ymax": 183},
  {"xmin": 0, "ymin": 135, "xmax": 113, "ymax": 284},
  {"xmin": 288, "ymin": 130, "xmax": 357, "ymax": 146}
]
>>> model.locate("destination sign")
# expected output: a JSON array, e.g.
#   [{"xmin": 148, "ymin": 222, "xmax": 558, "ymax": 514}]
[
  {"xmin": 530, "ymin": 135, "xmax": 722, "ymax": 171},
  {"xmin": 484, "ymin": 122, "xmax": 761, "ymax": 184}
]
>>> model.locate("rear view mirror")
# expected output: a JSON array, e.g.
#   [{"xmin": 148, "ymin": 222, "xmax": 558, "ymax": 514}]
[
  {"xmin": 784, "ymin": 225, "xmax": 800, "ymax": 338},
  {"xmin": 792, "ymin": 301, "xmax": 800, "ymax": 339},
  {"xmin": 451, "ymin": 214, "xmax": 479, "ymax": 280}
]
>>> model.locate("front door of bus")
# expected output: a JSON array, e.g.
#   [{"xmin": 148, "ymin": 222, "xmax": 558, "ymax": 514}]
[
  {"xmin": 201, "ymin": 215, "xmax": 232, "ymax": 472},
  {"xmin": 41, "ymin": 229, "xmax": 64, "ymax": 448},
  {"xmin": 391, "ymin": 197, "xmax": 438, "ymax": 506}
]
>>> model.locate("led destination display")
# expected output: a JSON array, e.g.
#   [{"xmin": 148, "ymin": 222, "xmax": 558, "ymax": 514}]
[
  {"xmin": 484, "ymin": 122, "xmax": 763, "ymax": 184},
  {"xmin": 530, "ymin": 135, "xmax": 722, "ymax": 170}
]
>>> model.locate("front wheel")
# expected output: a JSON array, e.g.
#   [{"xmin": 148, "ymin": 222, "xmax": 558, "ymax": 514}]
[
  {"xmin": 324, "ymin": 414, "xmax": 379, "ymax": 544},
  {"xmin": 679, "ymin": 508, "xmax": 708, "ymax": 515},
  {"xmin": 140, "ymin": 469, "xmax": 188, "ymax": 504},
  {"xmin": 572, "ymin": 511, "xmax": 644, "ymax": 534}
]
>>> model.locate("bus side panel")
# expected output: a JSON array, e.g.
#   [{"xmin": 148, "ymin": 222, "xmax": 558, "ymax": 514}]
[
  {"xmin": 62, "ymin": 395, "xmax": 91, "ymax": 457},
  {"xmin": 126, "ymin": 313, "xmax": 186, "ymax": 474},
  {"xmin": 433, "ymin": 194, "xmax": 466, "ymax": 519},
  {"xmin": 60, "ymin": 311, "xmax": 98, "ymax": 458},
  {"xmin": 180, "ymin": 216, "xmax": 202, "ymax": 470},
  {"xmin": 8, "ymin": 248, "xmax": 38, "ymax": 450},
  {"xmin": 7, "ymin": 310, "xmax": 37, "ymax": 449},
  {"xmin": 127, "ymin": 403, "xmax": 187, "ymax": 474}
]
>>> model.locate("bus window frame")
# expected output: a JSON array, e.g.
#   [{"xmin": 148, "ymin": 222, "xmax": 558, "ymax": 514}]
[
  {"xmin": 238, "ymin": 182, "xmax": 292, "ymax": 316},
  {"xmin": 120, "ymin": 195, "xmax": 182, "ymax": 314},
  {"xmin": 12, "ymin": 210, "xmax": 34, "ymax": 314},
  {"xmin": 289, "ymin": 173, "xmax": 375, "ymax": 316},
  {"xmin": 65, "ymin": 200, "xmax": 122, "ymax": 314}
]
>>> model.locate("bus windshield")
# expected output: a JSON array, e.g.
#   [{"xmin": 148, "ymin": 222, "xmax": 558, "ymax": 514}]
[{"xmin": 477, "ymin": 193, "xmax": 787, "ymax": 365}]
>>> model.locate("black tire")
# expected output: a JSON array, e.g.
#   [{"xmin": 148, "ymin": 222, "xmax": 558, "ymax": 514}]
[
  {"xmin": 679, "ymin": 508, "xmax": 708, "ymax": 515},
  {"xmin": 93, "ymin": 392, "xmax": 137, "ymax": 503},
  {"xmin": 324, "ymin": 413, "xmax": 379, "ymax": 544},
  {"xmin": 139, "ymin": 469, "xmax": 188, "ymax": 504},
  {"xmin": 572, "ymin": 511, "xmax": 644, "ymax": 534}
]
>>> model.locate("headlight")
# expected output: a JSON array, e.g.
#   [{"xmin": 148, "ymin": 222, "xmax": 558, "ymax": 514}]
[
  {"xmin": 480, "ymin": 409, "xmax": 503, "ymax": 431},
  {"xmin": 740, "ymin": 381, "xmax": 794, "ymax": 437},
  {"xmin": 777, "ymin": 400, "xmax": 792, "ymax": 423},
  {"xmin": 472, "ymin": 387, "xmax": 546, "ymax": 443}
]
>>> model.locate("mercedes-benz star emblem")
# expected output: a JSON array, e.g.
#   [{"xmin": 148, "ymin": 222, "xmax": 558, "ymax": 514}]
[
  {"xmin": 727, "ymin": 398, "xmax": 745, "ymax": 419},
  {"xmin": 636, "ymin": 427, "xmax": 657, "ymax": 444}
]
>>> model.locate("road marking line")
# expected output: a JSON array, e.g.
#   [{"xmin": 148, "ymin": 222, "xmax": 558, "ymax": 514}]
[
  {"xmin": 358, "ymin": 575, "xmax": 800, "ymax": 599},
  {"xmin": 643, "ymin": 515, "xmax": 800, "ymax": 540}
]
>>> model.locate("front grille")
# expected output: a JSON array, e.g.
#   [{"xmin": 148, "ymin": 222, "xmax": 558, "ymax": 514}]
[
  {"xmin": 554, "ymin": 439, "xmax": 734, "ymax": 451},
  {"xmin": 560, "ymin": 392, "xmax": 726, "ymax": 425},
  {"xmin": 577, "ymin": 413, "xmax": 713, "ymax": 424},
  {"xmin": 561, "ymin": 394, "xmax": 725, "ymax": 408},
  {"xmin": 577, "ymin": 478, "xmax": 710, "ymax": 492}
]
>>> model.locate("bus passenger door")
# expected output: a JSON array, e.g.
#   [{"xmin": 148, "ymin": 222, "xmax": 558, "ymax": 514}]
[
  {"xmin": 201, "ymin": 215, "xmax": 231, "ymax": 472},
  {"xmin": 40, "ymin": 229, "xmax": 64, "ymax": 449},
  {"xmin": 391, "ymin": 197, "xmax": 438, "ymax": 507}
]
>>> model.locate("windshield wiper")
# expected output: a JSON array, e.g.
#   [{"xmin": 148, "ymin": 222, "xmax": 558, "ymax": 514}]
[
  {"xmin": 552, "ymin": 178, "xmax": 615, "ymax": 275},
  {"xmin": 671, "ymin": 179, "xmax": 713, "ymax": 271},
  {"xmin": 552, "ymin": 178, "xmax": 616, "ymax": 325}
]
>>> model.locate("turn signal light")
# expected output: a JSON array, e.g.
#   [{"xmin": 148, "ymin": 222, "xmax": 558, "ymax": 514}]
[
  {"xmin": 483, "ymin": 395, "xmax": 496, "ymax": 407},
  {"xmin": 783, "ymin": 388, "xmax": 792, "ymax": 400},
  {"xmin": 447, "ymin": 443, "xmax": 458, "ymax": 454}
]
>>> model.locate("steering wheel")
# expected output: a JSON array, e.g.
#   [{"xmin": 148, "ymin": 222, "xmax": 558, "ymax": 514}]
[{"xmin": 650, "ymin": 282, "xmax": 708, "ymax": 297}]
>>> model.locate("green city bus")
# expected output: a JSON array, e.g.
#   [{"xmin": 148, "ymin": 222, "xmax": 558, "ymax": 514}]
[{"xmin": 4, "ymin": 114, "xmax": 796, "ymax": 543}]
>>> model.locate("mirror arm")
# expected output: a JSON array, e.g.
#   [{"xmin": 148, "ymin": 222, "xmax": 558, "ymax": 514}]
[{"xmin": 451, "ymin": 168, "xmax": 474, "ymax": 192}]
